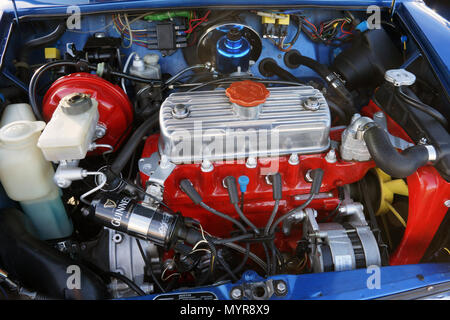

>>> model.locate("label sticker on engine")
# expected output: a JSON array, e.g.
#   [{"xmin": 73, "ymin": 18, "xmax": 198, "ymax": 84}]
[{"xmin": 154, "ymin": 291, "xmax": 218, "ymax": 300}]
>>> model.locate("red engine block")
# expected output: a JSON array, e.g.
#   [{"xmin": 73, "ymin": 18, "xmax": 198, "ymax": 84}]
[{"xmin": 141, "ymin": 134, "xmax": 374, "ymax": 251}]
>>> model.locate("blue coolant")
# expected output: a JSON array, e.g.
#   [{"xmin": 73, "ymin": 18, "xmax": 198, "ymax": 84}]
[
  {"xmin": 20, "ymin": 190, "xmax": 73, "ymax": 241},
  {"xmin": 216, "ymin": 28, "xmax": 251, "ymax": 74}
]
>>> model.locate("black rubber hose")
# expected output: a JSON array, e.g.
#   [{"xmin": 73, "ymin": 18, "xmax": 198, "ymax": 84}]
[
  {"xmin": 17, "ymin": 22, "xmax": 67, "ymax": 81},
  {"xmin": 0, "ymin": 208, "xmax": 107, "ymax": 300},
  {"xmin": 363, "ymin": 123, "xmax": 431, "ymax": 178},
  {"xmin": 327, "ymin": 99, "xmax": 347, "ymax": 122},
  {"xmin": 110, "ymin": 113, "xmax": 159, "ymax": 175},
  {"xmin": 284, "ymin": 50, "xmax": 332, "ymax": 79},
  {"xmin": 20, "ymin": 22, "xmax": 67, "ymax": 63},
  {"xmin": 259, "ymin": 58, "xmax": 301, "ymax": 84},
  {"xmin": 396, "ymin": 86, "xmax": 448, "ymax": 128},
  {"xmin": 284, "ymin": 50, "xmax": 355, "ymax": 114},
  {"xmin": 28, "ymin": 60, "xmax": 80, "ymax": 120}
]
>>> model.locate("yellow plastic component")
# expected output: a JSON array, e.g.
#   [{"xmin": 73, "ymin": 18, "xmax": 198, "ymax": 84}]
[
  {"xmin": 44, "ymin": 48, "xmax": 60, "ymax": 60},
  {"xmin": 386, "ymin": 202, "xmax": 407, "ymax": 228},
  {"xmin": 262, "ymin": 15, "xmax": 276, "ymax": 24},
  {"xmin": 374, "ymin": 167, "xmax": 409, "ymax": 227},
  {"xmin": 276, "ymin": 14, "xmax": 290, "ymax": 25}
]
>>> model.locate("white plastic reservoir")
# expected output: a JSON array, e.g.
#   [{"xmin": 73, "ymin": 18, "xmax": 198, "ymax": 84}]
[{"xmin": 0, "ymin": 120, "xmax": 73, "ymax": 240}]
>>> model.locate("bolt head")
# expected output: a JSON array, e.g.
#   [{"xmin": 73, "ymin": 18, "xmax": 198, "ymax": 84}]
[
  {"xmin": 142, "ymin": 164, "xmax": 153, "ymax": 172},
  {"xmin": 276, "ymin": 281, "xmax": 287, "ymax": 294},
  {"xmin": 325, "ymin": 149, "xmax": 337, "ymax": 163},
  {"xmin": 94, "ymin": 125, "xmax": 107, "ymax": 139},
  {"xmin": 303, "ymin": 97, "xmax": 320, "ymax": 111},
  {"xmin": 201, "ymin": 159, "xmax": 214, "ymax": 172},
  {"xmin": 444, "ymin": 200, "xmax": 450, "ymax": 208},
  {"xmin": 112, "ymin": 233, "xmax": 123, "ymax": 244},
  {"xmin": 172, "ymin": 104, "xmax": 189, "ymax": 119},
  {"xmin": 289, "ymin": 153, "xmax": 299, "ymax": 165},
  {"xmin": 230, "ymin": 287, "xmax": 243, "ymax": 300},
  {"xmin": 419, "ymin": 137, "xmax": 428, "ymax": 145},
  {"xmin": 246, "ymin": 157, "xmax": 257, "ymax": 168}
]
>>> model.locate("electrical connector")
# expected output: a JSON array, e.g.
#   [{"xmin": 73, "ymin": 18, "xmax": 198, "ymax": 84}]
[
  {"xmin": 262, "ymin": 15, "xmax": 276, "ymax": 39},
  {"xmin": 276, "ymin": 14, "xmax": 290, "ymax": 25},
  {"xmin": 276, "ymin": 14, "xmax": 290, "ymax": 38},
  {"xmin": 44, "ymin": 48, "xmax": 60, "ymax": 60}
]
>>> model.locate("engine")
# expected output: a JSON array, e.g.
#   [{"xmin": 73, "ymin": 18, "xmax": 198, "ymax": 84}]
[{"xmin": 0, "ymin": 6, "xmax": 449, "ymax": 300}]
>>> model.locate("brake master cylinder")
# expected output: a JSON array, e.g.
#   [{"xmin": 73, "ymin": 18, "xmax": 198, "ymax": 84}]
[{"xmin": 38, "ymin": 92, "xmax": 99, "ymax": 162}]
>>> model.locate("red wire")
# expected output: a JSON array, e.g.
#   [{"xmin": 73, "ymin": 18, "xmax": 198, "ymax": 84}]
[
  {"xmin": 303, "ymin": 18, "xmax": 318, "ymax": 33},
  {"xmin": 185, "ymin": 10, "xmax": 211, "ymax": 34},
  {"xmin": 338, "ymin": 21, "xmax": 353, "ymax": 39}
]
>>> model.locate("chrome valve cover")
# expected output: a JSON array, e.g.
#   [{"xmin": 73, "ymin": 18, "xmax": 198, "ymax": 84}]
[{"xmin": 159, "ymin": 86, "xmax": 331, "ymax": 163}]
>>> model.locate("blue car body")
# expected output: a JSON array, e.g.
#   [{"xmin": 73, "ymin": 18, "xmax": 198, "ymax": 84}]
[{"xmin": 0, "ymin": 0, "xmax": 449, "ymax": 300}]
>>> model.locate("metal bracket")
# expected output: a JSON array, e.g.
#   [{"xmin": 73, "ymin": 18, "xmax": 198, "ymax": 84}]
[{"xmin": 138, "ymin": 152, "xmax": 176, "ymax": 186}]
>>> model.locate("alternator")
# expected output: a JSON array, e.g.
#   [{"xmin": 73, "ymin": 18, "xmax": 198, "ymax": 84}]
[{"xmin": 303, "ymin": 198, "xmax": 381, "ymax": 272}]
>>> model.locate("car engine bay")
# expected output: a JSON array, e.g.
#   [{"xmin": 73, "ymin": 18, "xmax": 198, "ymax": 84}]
[{"xmin": 0, "ymin": 5, "xmax": 449, "ymax": 300}]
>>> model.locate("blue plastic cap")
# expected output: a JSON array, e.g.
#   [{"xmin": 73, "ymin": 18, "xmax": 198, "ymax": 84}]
[
  {"xmin": 238, "ymin": 175, "xmax": 250, "ymax": 193},
  {"xmin": 400, "ymin": 35, "xmax": 408, "ymax": 43},
  {"xmin": 356, "ymin": 21, "xmax": 369, "ymax": 33}
]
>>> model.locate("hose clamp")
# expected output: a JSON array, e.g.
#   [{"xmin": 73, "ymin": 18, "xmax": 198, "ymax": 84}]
[{"xmin": 424, "ymin": 145, "xmax": 437, "ymax": 162}]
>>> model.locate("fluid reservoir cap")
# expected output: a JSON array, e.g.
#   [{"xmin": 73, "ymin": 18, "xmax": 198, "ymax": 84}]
[
  {"xmin": 226, "ymin": 80, "xmax": 270, "ymax": 107},
  {"xmin": 0, "ymin": 120, "xmax": 45, "ymax": 144},
  {"xmin": 385, "ymin": 69, "xmax": 416, "ymax": 87},
  {"xmin": 144, "ymin": 54, "xmax": 160, "ymax": 65},
  {"xmin": 61, "ymin": 93, "xmax": 93, "ymax": 115}
]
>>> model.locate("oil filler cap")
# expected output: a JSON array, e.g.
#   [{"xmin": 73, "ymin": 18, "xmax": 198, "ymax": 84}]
[{"xmin": 226, "ymin": 80, "xmax": 270, "ymax": 107}]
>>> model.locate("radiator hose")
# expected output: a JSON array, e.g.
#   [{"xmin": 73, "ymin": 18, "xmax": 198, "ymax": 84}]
[{"xmin": 363, "ymin": 123, "xmax": 435, "ymax": 178}]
